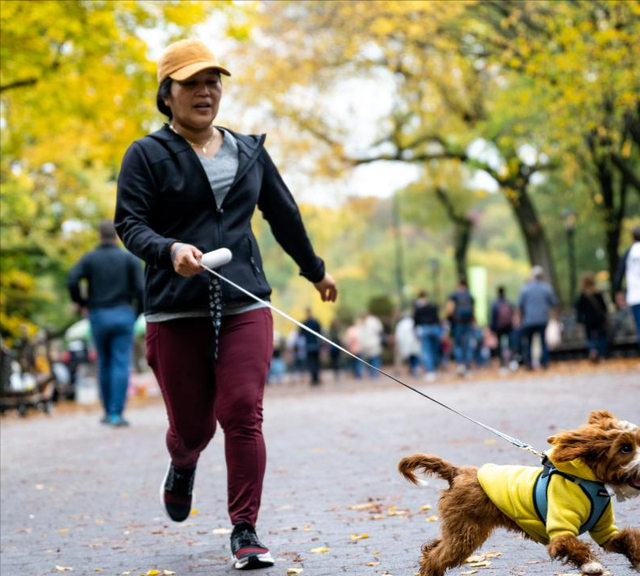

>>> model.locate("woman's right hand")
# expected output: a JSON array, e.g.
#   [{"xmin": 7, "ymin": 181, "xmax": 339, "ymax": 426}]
[{"xmin": 171, "ymin": 243, "xmax": 203, "ymax": 277}]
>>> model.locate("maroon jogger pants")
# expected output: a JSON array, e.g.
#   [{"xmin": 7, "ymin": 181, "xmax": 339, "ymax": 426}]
[{"xmin": 146, "ymin": 308, "xmax": 273, "ymax": 526}]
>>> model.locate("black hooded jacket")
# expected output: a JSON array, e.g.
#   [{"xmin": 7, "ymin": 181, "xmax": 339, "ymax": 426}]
[{"xmin": 115, "ymin": 125, "xmax": 325, "ymax": 315}]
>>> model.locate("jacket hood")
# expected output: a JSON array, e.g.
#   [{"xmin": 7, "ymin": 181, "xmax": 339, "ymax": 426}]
[{"xmin": 547, "ymin": 448, "xmax": 598, "ymax": 482}]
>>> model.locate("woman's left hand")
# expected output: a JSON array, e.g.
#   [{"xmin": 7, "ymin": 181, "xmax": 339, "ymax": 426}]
[{"xmin": 314, "ymin": 273, "xmax": 338, "ymax": 303}]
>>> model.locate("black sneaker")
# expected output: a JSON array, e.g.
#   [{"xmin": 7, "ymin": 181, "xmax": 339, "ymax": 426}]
[
  {"xmin": 159, "ymin": 461, "xmax": 196, "ymax": 522},
  {"xmin": 230, "ymin": 521, "xmax": 274, "ymax": 570}
]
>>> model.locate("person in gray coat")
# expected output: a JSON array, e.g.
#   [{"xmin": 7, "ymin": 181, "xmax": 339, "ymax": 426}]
[{"xmin": 518, "ymin": 266, "xmax": 558, "ymax": 369}]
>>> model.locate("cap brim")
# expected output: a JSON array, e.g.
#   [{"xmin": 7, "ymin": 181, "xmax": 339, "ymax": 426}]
[{"xmin": 169, "ymin": 61, "xmax": 231, "ymax": 81}]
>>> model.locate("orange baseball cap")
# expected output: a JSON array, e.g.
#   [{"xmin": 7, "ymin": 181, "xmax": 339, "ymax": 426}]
[{"xmin": 157, "ymin": 39, "xmax": 231, "ymax": 83}]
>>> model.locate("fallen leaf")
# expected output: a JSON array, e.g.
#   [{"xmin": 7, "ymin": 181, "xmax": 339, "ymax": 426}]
[
  {"xmin": 190, "ymin": 508, "xmax": 198, "ymax": 515},
  {"xmin": 420, "ymin": 504, "xmax": 432, "ymax": 511},
  {"xmin": 366, "ymin": 562, "xmax": 381, "ymax": 566},
  {"xmin": 464, "ymin": 555, "xmax": 485, "ymax": 563},
  {"xmin": 348, "ymin": 503, "xmax": 377, "ymax": 510},
  {"xmin": 146, "ymin": 571, "xmax": 160, "ymax": 575},
  {"xmin": 483, "ymin": 551, "xmax": 502, "ymax": 558},
  {"xmin": 55, "ymin": 567, "xmax": 73, "ymax": 573},
  {"xmin": 94, "ymin": 570, "xmax": 103, "ymax": 573},
  {"xmin": 286, "ymin": 569, "xmax": 303, "ymax": 575},
  {"xmin": 94, "ymin": 519, "xmax": 105, "ymax": 525},
  {"xmin": 212, "ymin": 527, "xmax": 232, "ymax": 535},
  {"xmin": 36, "ymin": 484, "xmax": 45, "ymax": 491},
  {"xmin": 309, "ymin": 546, "xmax": 329, "ymax": 554},
  {"xmin": 350, "ymin": 533, "xmax": 369, "ymax": 540},
  {"xmin": 163, "ymin": 571, "xmax": 176, "ymax": 575},
  {"xmin": 425, "ymin": 515, "xmax": 438, "ymax": 522},
  {"xmin": 460, "ymin": 571, "xmax": 478, "ymax": 575},
  {"xmin": 59, "ymin": 529, "xmax": 70, "ymax": 534},
  {"xmin": 469, "ymin": 561, "xmax": 491, "ymax": 568}
]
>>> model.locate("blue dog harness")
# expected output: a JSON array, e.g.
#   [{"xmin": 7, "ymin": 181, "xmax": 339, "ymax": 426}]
[{"xmin": 533, "ymin": 456, "xmax": 611, "ymax": 535}]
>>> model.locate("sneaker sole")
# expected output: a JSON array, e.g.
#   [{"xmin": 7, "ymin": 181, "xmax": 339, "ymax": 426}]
[
  {"xmin": 159, "ymin": 460, "xmax": 195, "ymax": 523},
  {"xmin": 232, "ymin": 552, "xmax": 274, "ymax": 570}
]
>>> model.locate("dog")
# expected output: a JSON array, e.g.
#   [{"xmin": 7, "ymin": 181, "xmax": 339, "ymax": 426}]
[{"xmin": 398, "ymin": 410, "xmax": 640, "ymax": 576}]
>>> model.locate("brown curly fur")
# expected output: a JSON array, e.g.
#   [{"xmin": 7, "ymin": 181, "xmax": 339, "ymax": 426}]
[{"xmin": 398, "ymin": 410, "xmax": 640, "ymax": 576}]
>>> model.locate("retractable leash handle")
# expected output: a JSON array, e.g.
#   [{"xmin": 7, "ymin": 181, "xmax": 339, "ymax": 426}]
[{"xmin": 200, "ymin": 250, "xmax": 543, "ymax": 459}]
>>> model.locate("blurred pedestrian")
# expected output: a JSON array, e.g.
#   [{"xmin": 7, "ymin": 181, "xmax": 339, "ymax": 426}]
[
  {"xmin": 518, "ymin": 266, "xmax": 558, "ymax": 370},
  {"xmin": 394, "ymin": 311, "xmax": 421, "ymax": 377},
  {"xmin": 359, "ymin": 311, "xmax": 384, "ymax": 378},
  {"xmin": 344, "ymin": 317, "xmax": 363, "ymax": 379},
  {"xmin": 302, "ymin": 308, "xmax": 322, "ymax": 385},
  {"xmin": 490, "ymin": 286, "xmax": 514, "ymax": 369},
  {"xmin": 575, "ymin": 272, "xmax": 609, "ymax": 362},
  {"xmin": 114, "ymin": 39, "xmax": 337, "ymax": 569},
  {"xmin": 614, "ymin": 225, "xmax": 640, "ymax": 351},
  {"xmin": 67, "ymin": 219, "xmax": 143, "ymax": 427},
  {"xmin": 446, "ymin": 278, "xmax": 475, "ymax": 376},
  {"xmin": 328, "ymin": 319, "xmax": 342, "ymax": 381},
  {"xmin": 413, "ymin": 290, "xmax": 441, "ymax": 381},
  {"xmin": 268, "ymin": 330, "xmax": 286, "ymax": 384}
]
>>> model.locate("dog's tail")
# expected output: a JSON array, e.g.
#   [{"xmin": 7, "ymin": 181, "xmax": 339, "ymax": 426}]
[{"xmin": 398, "ymin": 454, "xmax": 460, "ymax": 486}]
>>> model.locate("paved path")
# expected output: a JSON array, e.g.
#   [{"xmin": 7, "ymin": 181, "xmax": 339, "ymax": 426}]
[{"xmin": 2, "ymin": 363, "xmax": 639, "ymax": 576}]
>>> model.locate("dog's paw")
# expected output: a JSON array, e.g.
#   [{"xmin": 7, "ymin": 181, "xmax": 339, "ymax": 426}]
[{"xmin": 580, "ymin": 561, "xmax": 604, "ymax": 575}]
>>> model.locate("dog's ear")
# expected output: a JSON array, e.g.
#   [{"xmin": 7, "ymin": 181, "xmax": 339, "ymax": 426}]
[
  {"xmin": 550, "ymin": 427, "xmax": 613, "ymax": 462},
  {"xmin": 588, "ymin": 410, "xmax": 617, "ymax": 427}
]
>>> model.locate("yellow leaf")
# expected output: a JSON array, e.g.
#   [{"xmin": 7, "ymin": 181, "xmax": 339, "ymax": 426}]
[
  {"xmin": 310, "ymin": 546, "xmax": 329, "ymax": 554},
  {"xmin": 350, "ymin": 533, "xmax": 369, "ymax": 540},
  {"xmin": 55, "ymin": 567, "xmax": 73, "ymax": 573},
  {"xmin": 469, "ymin": 561, "xmax": 491, "ymax": 568},
  {"xmin": 286, "ymin": 569, "xmax": 304, "ymax": 575},
  {"xmin": 420, "ymin": 504, "xmax": 432, "ymax": 511},
  {"xmin": 348, "ymin": 503, "xmax": 377, "ymax": 510},
  {"xmin": 366, "ymin": 562, "xmax": 381, "ymax": 566},
  {"xmin": 59, "ymin": 529, "xmax": 70, "ymax": 533},
  {"xmin": 460, "ymin": 571, "xmax": 478, "ymax": 575},
  {"xmin": 483, "ymin": 551, "xmax": 502, "ymax": 558},
  {"xmin": 425, "ymin": 515, "xmax": 438, "ymax": 522},
  {"xmin": 146, "ymin": 571, "xmax": 160, "ymax": 576},
  {"xmin": 464, "ymin": 555, "xmax": 485, "ymax": 563},
  {"xmin": 190, "ymin": 508, "xmax": 198, "ymax": 515}
]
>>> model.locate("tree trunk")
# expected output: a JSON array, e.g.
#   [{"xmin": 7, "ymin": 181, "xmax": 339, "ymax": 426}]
[
  {"xmin": 453, "ymin": 219, "xmax": 472, "ymax": 281},
  {"xmin": 503, "ymin": 185, "xmax": 561, "ymax": 300},
  {"xmin": 434, "ymin": 187, "xmax": 473, "ymax": 281}
]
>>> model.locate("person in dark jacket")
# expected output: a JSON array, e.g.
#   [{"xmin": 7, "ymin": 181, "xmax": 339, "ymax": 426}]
[
  {"xmin": 114, "ymin": 39, "xmax": 337, "ymax": 570},
  {"xmin": 575, "ymin": 272, "xmax": 609, "ymax": 362},
  {"xmin": 67, "ymin": 219, "xmax": 143, "ymax": 427}
]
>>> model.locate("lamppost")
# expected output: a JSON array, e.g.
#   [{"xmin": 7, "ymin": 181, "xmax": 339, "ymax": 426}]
[
  {"xmin": 429, "ymin": 257, "xmax": 440, "ymax": 305},
  {"xmin": 563, "ymin": 210, "xmax": 577, "ymax": 304},
  {"xmin": 392, "ymin": 192, "xmax": 406, "ymax": 310}
]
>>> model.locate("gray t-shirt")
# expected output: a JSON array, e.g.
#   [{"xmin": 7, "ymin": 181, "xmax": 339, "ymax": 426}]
[
  {"xmin": 146, "ymin": 129, "xmax": 266, "ymax": 322},
  {"xmin": 518, "ymin": 280, "xmax": 558, "ymax": 327},
  {"xmin": 198, "ymin": 128, "xmax": 239, "ymax": 209}
]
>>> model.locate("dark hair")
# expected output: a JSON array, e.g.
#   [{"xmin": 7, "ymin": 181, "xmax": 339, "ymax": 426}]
[
  {"xmin": 458, "ymin": 277, "xmax": 468, "ymax": 287},
  {"xmin": 633, "ymin": 225, "xmax": 640, "ymax": 242},
  {"xmin": 99, "ymin": 219, "xmax": 117, "ymax": 241},
  {"xmin": 157, "ymin": 78, "xmax": 173, "ymax": 119},
  {"xmin": 497, "ymin": 286, "xmax": 505, "ymax": 296}
]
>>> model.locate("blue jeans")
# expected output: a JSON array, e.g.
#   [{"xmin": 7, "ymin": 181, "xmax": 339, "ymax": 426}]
[
  {"xmin": 632, "ymin": 304, "xmax": 640, "ymax": 353},
  {"xmin": 89, "ymin": 306, "xmax": 135, "ymax": 417},
  {"xmin": 522, "ymin": 323, "xmax": 549, "ymax": 368},
  {"xmin": 364, "ymin": 355, "xmax": 381, "ymax": 378},
  {"xmin": 585, "ymin": 327, "xmax": 608, "ymax": 358},
  {"xmin": 452, "ymin": 323, "xmax": 474, "ymax": 368},
  {"xmin": 416, "ymin": 324, "xmax": 441, "ymax": 373}
]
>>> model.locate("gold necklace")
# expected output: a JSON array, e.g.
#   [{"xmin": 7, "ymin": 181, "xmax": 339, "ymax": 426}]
[{"xmin": 170, "ymin": 124, "xmax": 216, "ymax": 154}]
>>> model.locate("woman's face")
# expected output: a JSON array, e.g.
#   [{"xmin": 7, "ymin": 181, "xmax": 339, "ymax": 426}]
[{"xmin": 165, "ymin": 69, "xmax": 222, "ymax": 130}]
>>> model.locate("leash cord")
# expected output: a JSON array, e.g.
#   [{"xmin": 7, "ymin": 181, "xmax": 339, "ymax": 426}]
[{"xmin": 202, "ymin": 264, "xmax": 543, "ymax": 458}]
